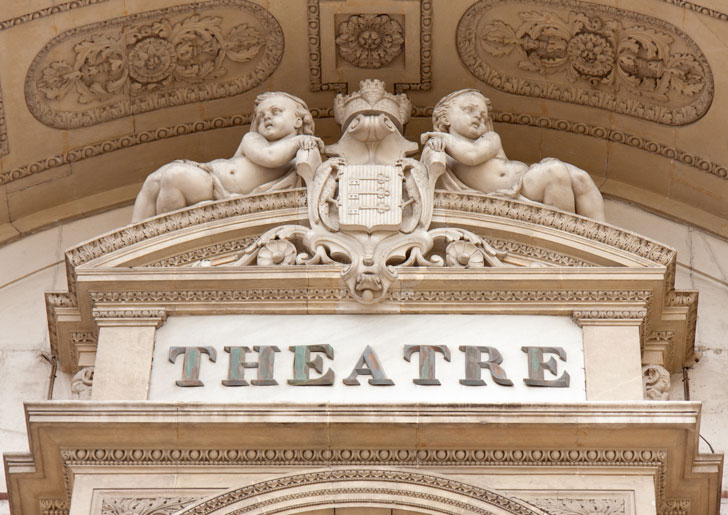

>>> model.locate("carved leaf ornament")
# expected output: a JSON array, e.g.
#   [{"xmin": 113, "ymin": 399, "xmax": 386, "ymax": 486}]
[
  {"xmin": 25, "ymin": 0, "xmax": 284, "ymax": 129},
  {"xmin": 100, "ymin": 496, "xmax": 200, "ymax": 515},
  {"xmin": 457, "ymin": 0, "xmax": 713, "ymax": 125}
]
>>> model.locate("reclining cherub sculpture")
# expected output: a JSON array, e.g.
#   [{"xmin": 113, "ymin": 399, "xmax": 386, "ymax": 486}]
[
  {"xmin": 421, "ymin": 89, "xmax": 605, "ymax": 221},
  {"xmin": 131, "ymin": 85, "xmax": 605, "ymax": 225},
  {"xmin": 131, "ymin": 92, "xmax": 323, "ymax": 222}
]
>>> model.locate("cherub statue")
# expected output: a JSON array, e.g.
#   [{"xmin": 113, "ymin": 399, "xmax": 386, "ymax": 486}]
[
  {"xmin": 421, "ymin": 89, "xmax": 605, "ymax": 221},
  {"xmin": 131, "ymin": 92, "xmax": 323, "ymax": 222}
]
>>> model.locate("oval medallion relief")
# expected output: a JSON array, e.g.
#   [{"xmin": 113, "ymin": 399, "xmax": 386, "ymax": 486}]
[
  {"xmin": 25, "ymin": 0, "xmax": 284, "ymax": 129},
  {"xmin": 457, "ymin": 0, "xmax": 714, "ymax": 125}
]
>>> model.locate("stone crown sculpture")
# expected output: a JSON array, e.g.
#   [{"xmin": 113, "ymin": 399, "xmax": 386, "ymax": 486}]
[
  {"xmin": 132, "ymin": 80, "xmax": 606, "ymax": 302},
  {"xmin": 333, "ymin": 79, "xmax": 412, "ymax": 131}
]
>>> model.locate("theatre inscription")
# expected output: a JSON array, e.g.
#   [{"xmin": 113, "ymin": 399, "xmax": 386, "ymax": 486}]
[
  {"xmin": 168, "ymin": 343, "xmax": 570, "ymax": 388},
  {"xmin": 148, "ymin": 314, "xmax": 586, "ymax": 402}
]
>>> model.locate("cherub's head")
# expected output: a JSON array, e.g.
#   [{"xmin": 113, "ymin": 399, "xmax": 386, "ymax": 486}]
[
  {"xmin": 432, "ymin": 89, "xmax": 494, "ymax": 140},
  {"xmin": 251, "ymin": 92, "xmax": 315, "ymax": 140}
]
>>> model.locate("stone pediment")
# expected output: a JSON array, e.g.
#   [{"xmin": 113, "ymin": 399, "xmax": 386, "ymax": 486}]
[{"xmin": 47, "ymin": 188, "xmax": 695, "ymax": 378}]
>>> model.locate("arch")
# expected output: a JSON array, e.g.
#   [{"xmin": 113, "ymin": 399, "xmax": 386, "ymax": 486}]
[{"xmin": 177, "ymin": 468, "xmax": 545, "ymax": 515}]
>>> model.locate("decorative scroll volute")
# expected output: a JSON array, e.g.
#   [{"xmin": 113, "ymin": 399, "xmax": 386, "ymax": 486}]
[
  {"xmin": 457, "ymin": 0, "xmax": 713, "ymax": 125},
  {"xmin": 25, "ymin": 0, "xmax": 284, "ymax": 129}
]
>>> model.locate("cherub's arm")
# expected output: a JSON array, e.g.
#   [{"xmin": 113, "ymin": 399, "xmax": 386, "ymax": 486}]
[
  {"xmin": 421, "ymin": 131, "xmax": 504, "ymax": 167},
  {"xmin": 232, "ymin": 132, "xmax": 302, "ymax": 166},
  {"xmin": 234, "ymin": 132, "xmax": 324, "ymax": 167}
]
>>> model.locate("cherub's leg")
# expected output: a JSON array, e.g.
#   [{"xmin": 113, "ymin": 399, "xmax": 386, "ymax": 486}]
[
  {"xmin": 521, "ymin": 159, "xmax": 575, "ymax": 213},
  {"xmin": 131, "ymin": 171, "xmax": 163, "ymax": 223},
  {"xmin": 155, "ymin": 163, "xmax": 214, "ymax": 215},
  {"xmin": 568, "ymin": 166, "xmax": 605, "ymax": 221}
]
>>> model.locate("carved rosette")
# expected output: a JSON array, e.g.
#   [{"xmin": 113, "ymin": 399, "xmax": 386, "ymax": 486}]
[
  {"xmin": 457, "ymin": 0, "xmax": 713, "ymax": 125},
  {"xmin": 25, "ymin": 0, "xmax": 284, "ymax": 129},
  {"xmin": 335, "ymin": 14, "xmax": 404, "ymax": 68}
]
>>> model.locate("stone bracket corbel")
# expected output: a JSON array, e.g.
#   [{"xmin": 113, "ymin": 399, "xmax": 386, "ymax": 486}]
[
  {"xmin": 642, "ymin": 330, "xmax": 675, "ymax": 368},
  {"xmin": 69, "ymin": 331, "xmax": 97, "ymax": 371}
]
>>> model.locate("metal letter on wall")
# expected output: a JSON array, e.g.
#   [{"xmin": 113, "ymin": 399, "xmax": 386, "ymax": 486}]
[
  {"xmin": 521, "ymin": 346, "xmax": 570, "ymax": 387},
  {"xmin": 459, "ymin": 345, "xmax": 514, "ymax": 386},
  {"xmin": 169, "ymin": 346, "xmax": 217, "ymax": 387},
  {"xmin": 223, "ymin": 346, "xmax": 280, "ymax": 386},
  {"xmin": 403, "ymin": 345, "xmax": 451, "ymax": 385},
  {"xmin": 343, "ymin": 345, "xmax": 394, "ymax": 386},
  {"xmin": 288, "ymin": 345, "xmax": 335, "ymax": 386}
]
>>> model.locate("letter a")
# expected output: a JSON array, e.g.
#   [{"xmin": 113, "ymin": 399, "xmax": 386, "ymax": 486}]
[{"xmin": 343, "ymin": 345, "xmax": 394, "ymax": 385}]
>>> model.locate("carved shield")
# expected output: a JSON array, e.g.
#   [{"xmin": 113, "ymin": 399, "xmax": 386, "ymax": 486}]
[{"xmin": 338, "ymin": 164, "xmax": 403, "ymax": 231}]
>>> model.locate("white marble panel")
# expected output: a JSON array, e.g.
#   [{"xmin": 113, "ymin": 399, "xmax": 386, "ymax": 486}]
[{"xmin": 149, "ymin": 315, "xmax": 585, "ymax": 403}]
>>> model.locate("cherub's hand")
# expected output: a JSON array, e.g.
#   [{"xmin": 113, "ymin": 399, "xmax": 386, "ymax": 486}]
[
  {"xmin": 420, "ymin": 132, "xmax": 447, "ymax": 152},
  {"xmin": 420, "ymin": 132, "xmax": 450, "ymax": 152},
  {"xmin": 298, "ymin": 135, "xmax": 325, "ymax": 152}
]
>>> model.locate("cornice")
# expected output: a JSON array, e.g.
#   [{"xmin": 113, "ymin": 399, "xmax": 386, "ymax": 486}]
[
  {"xmin": 88, "ymin": 288, "xmax": 652, "ymax": 305},
  {"xmin": 63, "ymin": 191, "xmax": 676, "ymax": 270}
]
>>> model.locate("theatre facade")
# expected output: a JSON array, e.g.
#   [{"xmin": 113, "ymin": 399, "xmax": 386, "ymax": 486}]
[{"xmin": 1, "ymin": 0, "xmax": 727, "ymax": 514}]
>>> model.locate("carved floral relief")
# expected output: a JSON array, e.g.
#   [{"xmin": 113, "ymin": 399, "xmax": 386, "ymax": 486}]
[
  {"xmin": 457, "ymin": 0, "xmax": 713, "ymax": 125},
  {"xmin": 335, "ymin": 14, "xmax": 404, "ymax": 68},
  {"xmin": 25, "ymin": 0, "xmax": 284, "ymax": 129}
]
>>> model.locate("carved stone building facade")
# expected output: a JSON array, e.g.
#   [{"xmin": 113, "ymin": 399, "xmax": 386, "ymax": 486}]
[{"xmin": 1, "ymin": 1, "xmax": 727, "ymax": 514}]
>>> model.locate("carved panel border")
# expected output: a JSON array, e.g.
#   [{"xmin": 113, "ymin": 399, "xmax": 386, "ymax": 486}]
[
  {"xmin": 61, "ymin": 447, "xmax": 667, "ymax": 469},
  {"xmin": 457, "ymin": 0, "xmax": 714, "ymax": 126},
  {"xmin": 0, "ymin": 82, "xmax": 7, "ymax": 157},
  {"xmin": 0, "ymin": 0, "xmax": 111, "ymax": 31},
  {"xmin": 306, "ymin": 0, "xmax": 432, "ymax": 94},
  {"xmin": 2, "ymin": 0, "xmax": 727, "ymax": 34},
  {"xmin": 88, "ymin": 288, "xmax": 651, "ymax": 305},
  {"xmin": 24, "ymin": 0, "xmax": 284, "ymax": 129}
]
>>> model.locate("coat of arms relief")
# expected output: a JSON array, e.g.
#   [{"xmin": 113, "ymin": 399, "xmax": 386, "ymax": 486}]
[{"xmin": 132, "ymin": 79, "xmax": 605, "ymax": 303}]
